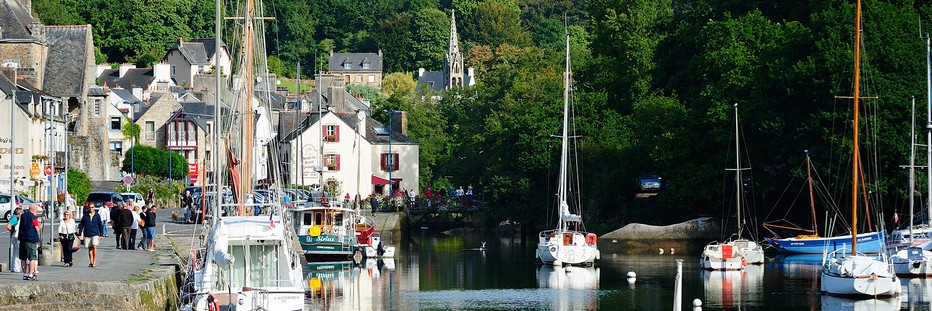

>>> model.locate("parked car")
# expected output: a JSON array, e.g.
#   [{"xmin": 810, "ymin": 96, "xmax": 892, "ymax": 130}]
[
  {"xmin": 190, "ymin": 190, "xmax": 234, "ymax": 223},
  {"xmin": 0, "ymin": 194, "xmax": 45, "ymax": 221},
  {"xmin": 84, "ymin": 191, "xmax": 125, "ymax": 211},
  {"xmin": 639, "ymin": 174, "xmax": 663, "ymax": 192},
  {"xmin": 121, "ymin": 192, "xmax": 146, "ymax": 208}
]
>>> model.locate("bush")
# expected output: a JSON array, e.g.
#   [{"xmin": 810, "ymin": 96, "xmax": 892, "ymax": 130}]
[
  {"xmin": 121, "ymin": 145, "xmax": 187, "ymax": 179},
  {"xmin": 66, "ymin": 168, "xmax": 92, "ymax": 203},
  {"xmin": 115, "ymin": 174, "xmax": 184, "ymax": 207}
]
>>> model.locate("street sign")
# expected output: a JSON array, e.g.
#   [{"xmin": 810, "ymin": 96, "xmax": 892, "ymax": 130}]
[
  {"xmin": 30, "ymin": 162, "xmax": 39, "ymax": 175},
  {"xmin": 188, "ymin": 163, "xmax": 198, "ymax": 176},
  {"xmin": 123, "ymin": 175, "xmax": 134, "ymax": 185},
  {"xmin": 44, "ymin": 165, "xmax": 52, "ymax": 176}
]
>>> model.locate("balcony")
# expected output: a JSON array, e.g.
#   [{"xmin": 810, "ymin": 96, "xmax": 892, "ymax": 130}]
[{"xmin": 145, "ymin": 132, "xmax": 156, "ymax": 141}]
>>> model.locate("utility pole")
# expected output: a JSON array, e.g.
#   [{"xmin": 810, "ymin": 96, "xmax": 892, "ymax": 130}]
[{"xmin": 8, "ymin": 68, "xmax": 15, "ymax": 214}]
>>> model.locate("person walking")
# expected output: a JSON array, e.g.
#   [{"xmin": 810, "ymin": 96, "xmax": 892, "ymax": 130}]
[
  {"xmin": 109, "ymin": 203, "xmax": 123, "ymax": 249},
  {"xmin": 78, "ymin": 205, "xmax": 104, "ymax": 267},
  {"xmin": 118, "ymin": 203, "xmax": 134, "ymax": 250},
  {"xmin": 18, "ymin": 204, "xmax": 41, "ymax": 280},
  {"xmin": 146, "ymin": 188, "xmax": 154, "ymax": 206},
  {"xmin": 137, "ymin": 206, "xmax": 148, "ymax": 250},
  {"xmin": 58, "ymin": 211, "xmax": 77, "ymax": 267},
  {"xmin": 98, "ymin": 203, "xmax": 110, "ymax": 237},
  {"xmin": 129, "ymin": 205, "xmax": 141, "ymax": 250},
  {"xmin": 6, "ymin": 207, "xmax": 22, "ymax": 273},
  {"xmin": 143, "ymin": 205, "xmax": 157, "ymax": 251},
  {"xmin": 182, "ymin": 191, "xmax": 194, "ymax": 223}
]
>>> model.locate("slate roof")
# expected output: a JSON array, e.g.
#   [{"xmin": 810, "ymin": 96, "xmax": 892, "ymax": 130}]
[
  {"xmin": 254, "ymin": 90, "xmax": 286, "ymax": 110},
  {"xmin": 190, "ymin": 38, "xmax": 225, "ymax": 60},
  {"xmin": 278, "ymin": 111, "xmax": 416, "ymax": 145},
  {"xmin": 365, "ymin": 117, "xmax": 417, "ymax": 145},
  {"xmin": 87, "ymin": 85, "xmax": 107, "ymax": 97},
  {"xmin": 0, "ymin": 0, "xmax": 34, "ymax": 41},
  {"xmin": 98, "ymin": 68, "xmax": 155, "ymax": 90},
  {"xmin": 170, "ymin": 41, "xmax": 210, "ymax": 65},
  {"xmin": 110, "ymin": 88, "xmax": 140, "ymax": 102},
  {"xmin": 328, "ymin": 53, "xmax": 382, "ymax": 73},
  {"xmin": 416, "ymin": 71, "xmax": 445, "ymax": 91},
  {"xmin": 44, "ymin": 25, "xmax": 91, "ymax": 98},
  {"xmin": 302, "ymin": 89, "xmax": 369, "ymax": 113},
  {"xmin": 178, "ymin": 102, "xmax": 228, "ymax": 131},
  {"xmin": 0, "ymin": 71, "xmax": 38, "ymax": 115}
]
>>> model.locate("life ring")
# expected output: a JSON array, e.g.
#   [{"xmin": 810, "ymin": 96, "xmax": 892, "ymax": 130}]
[
  {"xmin": 309, "ymin": 226, "xmax": 322, "ymax": 237},
  {"xmin": 741, "ymin": 258, "xmax": 748, "ymax": 266},
  {"xmin": 207, "ymin": 294, "xmax": 221, "ymax": 311},
  {"xmin": 585, "ymin": 233, "xmax": 597, "ymax": 245}
]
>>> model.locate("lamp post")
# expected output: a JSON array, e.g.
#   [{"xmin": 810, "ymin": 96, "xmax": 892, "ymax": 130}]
[
  {"xmin": 8, "ymin": 68, "xmax": 15, "ymax": 209},
  {"xmin": 128, "ymin": 101, "xmax": 136, "ymax": 191}
]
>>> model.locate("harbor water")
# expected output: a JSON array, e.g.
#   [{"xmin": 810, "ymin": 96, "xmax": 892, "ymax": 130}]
[{"xmin": 303, "ymin": 232, "xmax": 931, "ymax": 310}]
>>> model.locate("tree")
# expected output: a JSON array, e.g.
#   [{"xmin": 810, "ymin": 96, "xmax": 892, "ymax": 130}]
[
  {"xmin": 412, "ymin": 8, "xmax": 450, "ymax": 70},
  {"xmin": 121, "ymin": 145, "xmax": 187, "ymax": 179},
  {"xmin": 382, "ymin": 72, "xmax": 417, "ymax": 97}
]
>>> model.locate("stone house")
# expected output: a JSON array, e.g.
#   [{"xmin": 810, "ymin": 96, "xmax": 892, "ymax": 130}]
[
  {"xmin": 97, "ymin": 63, "xmax": 176, "ymax": 101},
  {"xmin": 328, "ymin": 51, "xmax": 383, "ymax": 89}
]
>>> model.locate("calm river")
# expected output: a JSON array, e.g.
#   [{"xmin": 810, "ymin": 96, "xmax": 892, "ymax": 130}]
[{"xmin": 302, "ymin": 232, "xmax": 930, "ymax": 310}]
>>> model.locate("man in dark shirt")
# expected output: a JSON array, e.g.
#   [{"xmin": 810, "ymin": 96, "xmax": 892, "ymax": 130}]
[
  {"xmin": 108, "ymin": 202, "xmax": 123, "ymax": 249},
  {"xmin": 17, "ymin": 204, "xmax": 41, "ymax": 280},
  {"xmin": 118, "ymin": 203, "xmax": 134, "ymax": 250},
  {"xmin": 143, "ymin": 206, "xmax": 157, "ymax": 251}
]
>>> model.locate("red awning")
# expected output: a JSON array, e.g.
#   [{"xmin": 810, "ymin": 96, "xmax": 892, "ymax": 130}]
[{"xmin": 371, "ymin": 175, "xmax": 391, "ymax": 185}]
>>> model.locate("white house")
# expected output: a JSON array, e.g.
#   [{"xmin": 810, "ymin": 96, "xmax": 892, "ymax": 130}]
[
  {"xmin": 96, "ymin": 63, "xmax": 176, "ymax": 101},
  {"xmin": 163, "ymin": 37, "xmax": 232, "ymax": 90},
  {"xmin": 281, "ymin": 111, "xmax": 418, "ymax": 198}
]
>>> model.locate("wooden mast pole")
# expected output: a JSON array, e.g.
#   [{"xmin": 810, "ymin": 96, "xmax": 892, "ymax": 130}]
[
  {"xmin": 241, "ymin": 0, "xmax": 255, "ymax": 214},
  {"xmin": 851, "ymin": 0, "xmax": 862, "ymax": 255},
  {"xmin": 806, "ymin": 151, "xmax": 818, "ymax": 236}
]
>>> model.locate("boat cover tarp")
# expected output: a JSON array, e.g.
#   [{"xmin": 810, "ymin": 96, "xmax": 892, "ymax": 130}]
[{"xmin": 840, "ymin": 256, "xmax": 894, "ymax": 278}]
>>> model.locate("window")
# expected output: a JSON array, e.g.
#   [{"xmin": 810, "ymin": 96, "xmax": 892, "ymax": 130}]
[
  {"xmin": 110, "ymin": 117, "xmax": 121, "ymax": 130},
  {"xmin": 206, "ymin": 150, "xmax": 210, "ymax": 162},
  {"xmin": 343, "ymin": 62, "xmax": 351, "ymax": 70},
  {"xmin": 206, "ymin": 121, "xmax": 212, "ymax": 136},
  {"xmin": 380, "ymin": 153, "xmax": 399, "ymax": 171},
  {"xmin": 324, "ymin": 125, "xmax": 339, "ymax": 142},
  {"xmin": 362, "ymin": 62, "xmax": 370, "ymax": 69},
  {"xmin": 356, "ymin": 75, "xmax": 363, "ymax": 83},
  {"xmin": 368, "ymin": 75, "xmax": 375, "ymax": 83},
  {"xmin": 109, "ymin": 142, "xmax": 122, "ymax": 153},
  {"xmin": 145, "ymin": 121, "xmax": 155, "ymax": 140},
  {"xmin": 93, "ymin": 100, "xmax": 101, "ymax": 116},
  {"xmin": 324, "ymin": 154, "xmax": 341, "ymax": 171},
  {"xmin": 171, "ymin": 65, "xmax": 176, "ymax": 75}
]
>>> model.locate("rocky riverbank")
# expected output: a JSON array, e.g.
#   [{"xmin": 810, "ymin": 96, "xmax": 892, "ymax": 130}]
[{"xmin": 599, "ymin": 217, "xmax": 721, "ymax": 253}]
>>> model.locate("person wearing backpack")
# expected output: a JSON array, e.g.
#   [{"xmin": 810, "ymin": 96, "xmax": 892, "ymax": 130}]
[{"xmin": 7, "ymin": 207, "xmax": 22, "ymax": 273}]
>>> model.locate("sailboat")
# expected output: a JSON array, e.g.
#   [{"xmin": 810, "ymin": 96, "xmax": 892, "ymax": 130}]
[
  {"xmin": 180, "ymin": 0, "xmax": 305, "ymax": 309},
  {"xmin": 699, "ymin": 104, "xmax": 764, "ymax": 270},
  {"xmin": 820, "ymin": 0, "xmax": 900, "ymax": 297},
  {"xmin": 535, "ymin": 29, "xmax": 599, "ymax": 266},
  {"xmin": 891, "ymin": 98, "xmax": 932, "ymax": 276},
  {"xmin": 762, "ymin": 152, "xmax": 886, "ymax": 254}
]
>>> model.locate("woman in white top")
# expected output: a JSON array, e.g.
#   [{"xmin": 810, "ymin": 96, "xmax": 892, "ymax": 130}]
[
  {"xmin": 98, "ymin": 204, "xmax": 110, "ymax": 237},
  {"xmin": 58, "ymin": 211, "xmax": 77, "ymax": 267},
  {"xmin": 130, "ymin": 206, "xmax": 141, "ymax": 250}
]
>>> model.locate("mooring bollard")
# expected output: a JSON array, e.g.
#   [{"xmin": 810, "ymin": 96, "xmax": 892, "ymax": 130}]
[{"xmin": 673, "ymin": 259, "xmax": 683, "ymax": 311}]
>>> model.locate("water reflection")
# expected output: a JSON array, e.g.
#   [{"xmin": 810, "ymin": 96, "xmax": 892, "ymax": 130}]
[
  {"xmin": 305, "ymin": 259, "xmax": 392, "ymax": 311},
  {"xmin": 821, "ymin": 295, "xmax": 902, "ymax": 311},
  {"xmin": 903, "ymin": 277, "xmax": 932, "ymax": 309},
  {"xmin": 700, "ymin": 264, "xmax": 763, "ymax": 308},
  {"xmin": 536, "ymin": 266, "xmax": 600, "ymax": 289}
]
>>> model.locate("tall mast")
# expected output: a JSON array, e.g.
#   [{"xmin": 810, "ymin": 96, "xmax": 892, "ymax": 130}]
[
  {"xmin": 851, "ymin": 0, "xmax": 862, "ymax": 255},
  {"xmin": 806, "ymin": 151, "xmax": 818, "ymax": 236},
  {"xmin": 240, "ymin": 0, "xmax": 256, "ymax": 207},
  {"xmin": 212, "ymin": 0, "xmax": 221, "ymax": 220},
  {"xmin": 911, "ymin": 97, "xmax": 917, "ymax": 243},
  {"xmin": 557, "ymin": 29, "xmax": 570, "ymax": 230},
  {"xmin": 734, "ymin": 104, "xmax": 743, "ymax": 237},
  {"xmin": 926, "ymin": 32, "xmax": 931, "ymax": 228}
]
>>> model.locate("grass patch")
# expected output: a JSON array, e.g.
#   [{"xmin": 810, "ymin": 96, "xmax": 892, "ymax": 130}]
[{"xmin": 126, "ymin": 269, "xmax": 152, "ymax": 284}]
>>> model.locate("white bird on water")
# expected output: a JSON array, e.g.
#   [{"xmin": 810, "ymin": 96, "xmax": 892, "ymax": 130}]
[
  {"xmin": 670, "ymin": 248, "xmax": 675, "ymax": 255},
  {"xmin": 659, "ymin": 248, "xmax": 664, "ymax": 255}
]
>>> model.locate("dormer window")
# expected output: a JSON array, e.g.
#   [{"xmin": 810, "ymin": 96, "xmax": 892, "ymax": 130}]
[
  {"xmin": 362, "ymin": 62, "xmax": 370, "ymax": 69},
  {"xmin": 342, "ymin": 57, "xmax": 351, "ymax": 70}
]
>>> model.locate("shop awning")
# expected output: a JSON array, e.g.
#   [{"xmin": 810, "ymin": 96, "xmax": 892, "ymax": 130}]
[{"xmin": 371, "ymin": 175, "xmax": 391, "ymax": 185}]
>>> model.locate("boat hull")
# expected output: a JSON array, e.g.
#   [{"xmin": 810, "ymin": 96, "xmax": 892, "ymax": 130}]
[
  {"xmin": 765, "ymin": 231, "xmax": 885, "ymax": 254},
  {"xmin": 733, "ymin": 239, "xmax": 765, "ymax": 265},
  {"xmin": 892, "ymin": 248, "xmax": 932, "ymax": 276},
  {"xmin": 537, "ymin": 243, "xmax": 598, "ymax": 266},
  {"xmin": 299, "ymin": 234, "xmax": 358, "ymax": 260},
  {"xmin": 820, "ymin": 270, "xmax": 901, "ymax": 297}
]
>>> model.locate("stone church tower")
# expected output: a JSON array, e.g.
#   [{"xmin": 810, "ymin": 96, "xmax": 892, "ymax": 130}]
[{"xmin": 443, "ymin": 10, "xmax": 464, "ymax": 89}]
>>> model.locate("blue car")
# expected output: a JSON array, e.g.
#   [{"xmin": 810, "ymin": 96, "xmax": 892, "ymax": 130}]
[{"xmin": 639, "ymin": 174, "xmax": 662, "ymax": 192}]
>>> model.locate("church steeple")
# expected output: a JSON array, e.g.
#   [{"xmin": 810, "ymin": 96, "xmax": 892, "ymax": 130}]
[{"xmin": 444, "ymin": 9, "xmax": 464, "ymax": 89}]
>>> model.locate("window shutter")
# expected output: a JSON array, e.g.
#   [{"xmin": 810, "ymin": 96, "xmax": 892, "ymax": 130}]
[
  {"xmin": 380, "ymin": 153, "xmax": 387, "ymax": 171},
  {"xmin": 335, "ymin": 125, "xmax": 340, "ymax": 142},
  {"xmin": 393, "ymin": 153, "xmax": 400, "ymax": 171},
  {"xmin": 335, "ymin": 154, "xmax": 341, "ymax": 171}
]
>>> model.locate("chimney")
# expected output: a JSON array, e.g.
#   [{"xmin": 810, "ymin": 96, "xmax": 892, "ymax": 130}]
[
  {"xmin": 330, "ymin": 86, "xmax": 345, "ymax": 112},
  {"xmin": 378, "ymin": 49, "xmax": 382, "ymax": 57},
  {"xmin": 391, "ymin": 111, "xmax": 408, "ymax": 136},
  {"xmin": 418, "ymin": 68, "xmax": 425, "ymax": 77},
  {"xmin": 132, "ymin": 87, "xmax": 143, "ymax": 101},
  {"xmin": 96, "ymin": 64, "xmax": 110, "ymax": 78},
  {"xmin": 119, "ymin": 64, "xmax": 136, "ymax": 78},
  {"xmin": 153, "ymin": 63, "xmax": 170, "ymax": 81}
]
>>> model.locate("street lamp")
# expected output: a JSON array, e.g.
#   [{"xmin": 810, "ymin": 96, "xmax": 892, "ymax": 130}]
[{"xmin": 382, "ymin": 109, "xmax": 396, "ymax": 196}]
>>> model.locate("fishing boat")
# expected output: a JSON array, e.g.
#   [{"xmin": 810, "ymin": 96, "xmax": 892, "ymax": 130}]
[
  {"xmin": 535, "ymin": 29, "xmax": 599, "ymax": 266},
  {"xmin": 700, "ymin": 104, "xmax": 764, "ymax": 270},
  {"xmin": 820, "ymin": 0, "xmax": 900, "ymax": 297},
  {"xmin": 180, "ymin": 0, "xmax": 305, "ymax": 309},
  {"xmin": 293, "ymin": 202, "xmax": 360, "ymax": 261}
]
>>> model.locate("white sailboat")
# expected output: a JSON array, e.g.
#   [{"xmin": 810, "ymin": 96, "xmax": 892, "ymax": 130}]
[
  {"xmin": 700, "ymin": 104, "xmax": 764, "ymax": 270},
  {"xmin": 535, "ymin": 29, "xmax": 599, "ymax": 266},
  {"xmin": 820, "ymin": 0, "xmax": 900, "ymax": 297},
  {"xmin": 181, "ymin": 0, "xmax": 305, "ymax": 309},
  {"xmin": 891, "ymin": 97, "xmax": 932, "ymax": 276}
]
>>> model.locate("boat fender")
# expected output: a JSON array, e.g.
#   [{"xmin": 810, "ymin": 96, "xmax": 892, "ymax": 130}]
[
  {"xmin": 741, "ymin": 258, "xmax": 747, "ymax": 266},
  {"xmin": 309, "ymin": 226, "xmax": 322, "ymax": 237},
  {"xmin": 586, "ymin": 233, "xmax": 597, "ymax": 245}
]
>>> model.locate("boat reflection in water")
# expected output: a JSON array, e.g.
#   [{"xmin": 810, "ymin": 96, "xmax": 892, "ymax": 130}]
[
  {"xmin": 902, "ymin": 277, "xmax": 932, "ymax": 309},
  {"xmin": 305, "ymin": 258, "xmax": 394, "ymax": 310},
  {"xmin": 536, "ymin": 266, "xmax": 600, "ymax": 289},
  {"xmin": 700, "ymin": 264, "xmax": 763, "ymax": 309},
  {"xmin": 821, "ymin": 295, "xmax": 901, "ymax": 311}
]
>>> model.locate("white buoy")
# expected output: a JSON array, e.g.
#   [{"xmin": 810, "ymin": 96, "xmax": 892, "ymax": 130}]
[
  {"xmin": 670, "ymin": 248, "xmax": 675, "ymax": 255},
  {"xmin": 659, "ymin": 248, "xmax": 665, "ymax": 255},
  {"xmin": 553, "ymin": 260, "xmax": 562, "ymax": 267},
  {"xmin": 693, "ymin": 299, "xmax": 702, "ymax": 307},
  {"xmin": 627, "ymin": 277, "xmax": 636, "ymax": 285},
  {"xmin": 627, "ymin": 271, "xmax": 637, "ymax": 278},
  {"xmin": 612, "ymin": 239, "xmax": 618, "ymax": 244}
]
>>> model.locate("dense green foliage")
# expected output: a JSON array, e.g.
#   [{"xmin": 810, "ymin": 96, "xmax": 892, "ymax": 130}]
[
  {"xmin": 120, "ymin": 145, "xmax": 188, "ymax": 179},
  {"xmin": 34, "ymin": 0, "xmax": 932, "ymax": 234},
  {"xmin": 66, "ymin": 168, "xmax": 92, "ymax": 204},
  {"xmin": 115, "ymin": 175, "xmax": 185, "ymax": 208}
]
